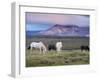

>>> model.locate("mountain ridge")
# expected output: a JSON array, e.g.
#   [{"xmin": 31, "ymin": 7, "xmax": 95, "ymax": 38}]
[
  {"xmin": 39, "ymin": 24, "xmax": 89, "ymax": 37},
  {"xmin": 26, "ymin": 24, "xmax": 89, "ymax": 37}
]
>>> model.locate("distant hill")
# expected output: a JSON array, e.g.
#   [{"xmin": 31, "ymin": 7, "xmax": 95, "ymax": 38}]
[
  {"xmin": 26, "ymin": 24, "xmax": 89, "ymax": 37},
  {"xmin": 39, "ymin": 24, "xmax": 89, "ymax": 37}
]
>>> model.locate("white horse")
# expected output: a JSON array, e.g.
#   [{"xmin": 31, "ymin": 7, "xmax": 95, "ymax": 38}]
[
  {"xmin": 30, "ymin": 41, "xmax": 47, "ymax": 54},
  {"xmin": 56, "ymin": 42, "xmax": 63, "ymax": 52}
]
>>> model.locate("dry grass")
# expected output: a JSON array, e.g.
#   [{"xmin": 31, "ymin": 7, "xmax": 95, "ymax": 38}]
[{"xmin": 26, "ymin": 50, "xmax": 89, "ymax": 67}]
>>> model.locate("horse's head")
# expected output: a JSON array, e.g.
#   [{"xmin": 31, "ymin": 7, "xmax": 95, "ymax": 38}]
[
  {"xmin": 39, "ymin": 41, "xmax": 47, "ymax": 53},
  {"xmin": 43, "ymin": 44, "xmax": 47, "ymax": 52}
]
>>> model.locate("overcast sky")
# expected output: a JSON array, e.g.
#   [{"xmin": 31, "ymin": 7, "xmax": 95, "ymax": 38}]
[{"xmin": 26, "ymin": 12, "xmax": 89, "ymax": 31}]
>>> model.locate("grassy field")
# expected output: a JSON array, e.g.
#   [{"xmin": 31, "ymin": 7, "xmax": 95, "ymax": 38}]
[
  {"xmin": 26, "ymin": 50, "xmax": 89, "ymax": 67},
  {"xmin": 26, "ymin": 36, "xmax": 89, "ymax": 50},
  {"xmin": 26, "ymin": 36, "xmax": 89, "ymax": 67}
]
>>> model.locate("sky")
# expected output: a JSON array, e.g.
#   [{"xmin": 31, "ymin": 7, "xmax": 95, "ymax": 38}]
[
  {"xmin": 25, "ymin": 12, "xmax": 89, "ymax": 31},
  {"xmin": 26, "ymin": 23, "xmax": 53, "ymax": 31}
]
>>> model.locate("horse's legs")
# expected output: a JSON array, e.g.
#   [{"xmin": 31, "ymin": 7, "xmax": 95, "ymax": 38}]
[
  {"xmin": 30, "ymin": 47, "xmax": 33, "ymax": 53},
  {"xmin": 43, "ymin": 49, "xmax": 46, "ymax": 54},
  {"xmin": 81, "ymin": 49, "xmax": 83, "ymax": 52},
  {"xmin": 59, "ymin": 47, "xmax": 62, "ymax": 52},
  {"xmin": 39, "ymin": 47, "xmax": 41, "ymax": 54},
  {"xmin": 81, "ymin": 48, "xmax": 83, "ymax": 52},
  {"xmin": 42, "ymin": 47, "xmax": 44, "ymax": 54},
  {"xmin": 57, "ymin": 47, "xmax": 60, "ymax": 53}
]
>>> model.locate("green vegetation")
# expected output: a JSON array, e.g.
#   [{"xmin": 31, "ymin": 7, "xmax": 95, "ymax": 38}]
[
  {"xmin": 26, "ymin": 50, "xmax": 89, "ymax": 67},
  {"xmin": 26, "ymin": 36, "xmax": 89, "ymax": 50},
  {"xmin": 26, "ymin": 36, "xmax": 89, "ymax": 67}
]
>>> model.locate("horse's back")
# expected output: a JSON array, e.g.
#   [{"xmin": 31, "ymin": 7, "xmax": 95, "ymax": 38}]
[
  {"xmin": 30, "ymin": 41, "xmax": 46, "ymax": 48},
  {"xmin": 81, "ymin": 45, "xmax": 89, "ymax": 51}
]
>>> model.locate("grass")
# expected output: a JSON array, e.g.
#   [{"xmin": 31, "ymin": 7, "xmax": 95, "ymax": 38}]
[
  {"xmin": 26, "ymin": 36, "xmax": 89, "ymax": 50},
  {"xmin": 26, "ymin": 36, "xmax": 89, "ymax": 67},
  {"xmin": 26, "ymin": 50, "xmax": 89, "ymax": 67}
]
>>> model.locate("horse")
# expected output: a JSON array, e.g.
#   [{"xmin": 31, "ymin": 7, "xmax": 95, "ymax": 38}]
[
  {"xmin": 28, "ymin": 41, "xmax": 47, "ymax": 54},
  {"xmin": 80, "ymin": 46, "xmax": 89, "ymax": 52},
  {"xmin": 48, "ymin": 44, "xmax": 56, "ymax": 51},
  {"xmin": 56, "ymin": 42, "xmax": 63, "ymax": 52}
]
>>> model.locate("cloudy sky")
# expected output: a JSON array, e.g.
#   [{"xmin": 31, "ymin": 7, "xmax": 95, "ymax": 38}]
[{"xmin": 25, "ymin": 12, "xmax": 89, "ymax": 31}]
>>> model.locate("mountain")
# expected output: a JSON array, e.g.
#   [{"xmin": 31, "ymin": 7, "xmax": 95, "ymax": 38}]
[
  {"xmin": 39, "ymin": 24, "xmax": 89, "ymax": 37},
  {"xmin": 26, "ymin": 24, "xmax": 89, "ymax": 37}
]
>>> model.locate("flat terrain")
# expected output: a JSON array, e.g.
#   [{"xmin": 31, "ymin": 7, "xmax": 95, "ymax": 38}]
[
  {"xmin": 26, "ymin": 50, "xmax": 89, "ymax": 67},
  {"xmin": 26, "ymin": 36, "xmax": 89, "ymax": 67},
  {"xmin": 26, "ymin": 36, "xmax": 89, "ymax": 50}
]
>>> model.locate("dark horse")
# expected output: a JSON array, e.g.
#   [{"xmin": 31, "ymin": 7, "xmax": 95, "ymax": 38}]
[
  {"xmin": 48, "ymin": 44, "xmax": 56, "ymax": 51},
  {"xmin": 80, "ymin": 46, "xmax": 89, "ymax": 52},
  {"xmin": 27, "ymin": 45, "xmax": 31, "ymax": 49}
]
